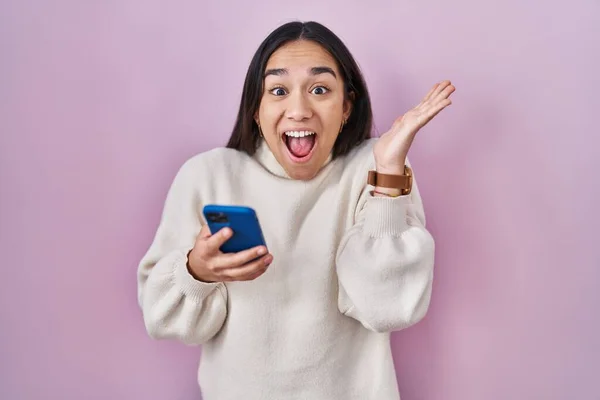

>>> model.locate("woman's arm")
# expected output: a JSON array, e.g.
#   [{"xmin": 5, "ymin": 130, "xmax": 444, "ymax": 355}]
[
  {"xmin": 336, "ymin": 80, "xmax": 453, "ymax": 332},
  {"xmin": 137, "ymin": 158, "xmax": 227, "ymax": 345},
  {"xmin": 336, "ymin": 166, "xmax": 435, "ymax": 333}
]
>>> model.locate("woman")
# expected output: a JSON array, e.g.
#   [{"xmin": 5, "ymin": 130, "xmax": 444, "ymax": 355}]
[{"xmin": 137, "ymin": 20, "xmax": 454, "ymax": 400}]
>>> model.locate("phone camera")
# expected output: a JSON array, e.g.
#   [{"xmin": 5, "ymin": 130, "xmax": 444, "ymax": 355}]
[{"xmin": 206, "ymin": 212, "xmax": 229, "ymax": 223}]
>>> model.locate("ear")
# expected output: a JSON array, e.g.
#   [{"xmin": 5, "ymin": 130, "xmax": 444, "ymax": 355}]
[{"xmin": 343, "ymin": 91, "xmax": 355, "ymax": 121}]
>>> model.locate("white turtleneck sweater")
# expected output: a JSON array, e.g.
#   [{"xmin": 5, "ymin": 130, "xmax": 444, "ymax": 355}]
[{"xmin": 137, "ymin": 138, "xmax": 435, "ymax": 400}]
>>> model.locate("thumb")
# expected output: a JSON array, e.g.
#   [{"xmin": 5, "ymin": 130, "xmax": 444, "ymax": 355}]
[{"xmin": 205, "ymin": 227, "xmax": 233, "ymax": 254}]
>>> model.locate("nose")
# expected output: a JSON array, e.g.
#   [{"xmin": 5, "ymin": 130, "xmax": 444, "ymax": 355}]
[{"xmin": 285, "ymin": 91, "xmax": 312, "ymax": 121}]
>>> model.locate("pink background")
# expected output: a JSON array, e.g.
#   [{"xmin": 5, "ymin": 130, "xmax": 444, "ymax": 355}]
[{"xmin": 1, "ymin": 0, "xmax": 598, "ymax": 399}]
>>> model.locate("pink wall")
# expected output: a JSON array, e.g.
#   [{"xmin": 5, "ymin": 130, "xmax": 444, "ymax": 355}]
[{"xmin": 1, "ymin": 1, "xmax": 598, "ymax": 399}]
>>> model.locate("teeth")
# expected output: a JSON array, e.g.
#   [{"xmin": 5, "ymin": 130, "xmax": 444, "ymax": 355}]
[{"xmin": 284, "ymin": 131, "xmax": 315, "ymax": 138}]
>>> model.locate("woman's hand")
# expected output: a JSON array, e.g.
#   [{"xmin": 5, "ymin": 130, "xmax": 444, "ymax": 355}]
[
  {"xmin": 187, "ymin": 225, "xmax": 273, "ymax": 282},
  {"xmin": 374, "ymin": 80, "xmax": 455, "ymax": 175}
]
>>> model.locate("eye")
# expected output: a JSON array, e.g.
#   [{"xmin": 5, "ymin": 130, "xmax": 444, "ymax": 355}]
[
  {"xmin": 269, "ymin": 87, "xmax": 287, "ymax": 96},
  {"xmin": 311, "ymin": 86, "xmax": 329, "ymax": 95}
]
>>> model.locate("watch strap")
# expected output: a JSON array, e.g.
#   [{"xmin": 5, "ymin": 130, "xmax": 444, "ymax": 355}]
[{"xmin": 367, "ymin": 166, "xmax": 413, "ymax": 195}]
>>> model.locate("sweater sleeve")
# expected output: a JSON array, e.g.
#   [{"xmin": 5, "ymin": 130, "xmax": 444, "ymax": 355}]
[
  {"xmin": 137, "ymin": 159, "xmax": 227, "ymax": 345},
  {"xmin": 336, "ymin": 164, "xmax": 435, "ymax": 333}
]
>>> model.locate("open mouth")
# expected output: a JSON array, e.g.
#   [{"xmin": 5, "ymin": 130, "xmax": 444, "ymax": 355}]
[{"xmin": 283, "ymin": 131, "xmax": 317, "ymax": 163}]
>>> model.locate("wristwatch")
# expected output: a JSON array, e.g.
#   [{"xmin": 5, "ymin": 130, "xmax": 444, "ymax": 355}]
[{"xmin": 367, "ymin": 165, "xmax": 413, "ymax": 195}]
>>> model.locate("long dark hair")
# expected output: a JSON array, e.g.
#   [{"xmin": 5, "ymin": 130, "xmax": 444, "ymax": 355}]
[{"xmin": 226, "ymin": 21, "xmax": 373, "ymax": 159}]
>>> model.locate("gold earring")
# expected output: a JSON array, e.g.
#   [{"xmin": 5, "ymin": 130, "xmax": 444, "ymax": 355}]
[
  {"xmin": 257, "ymin": 121, "xmax": 263, "ymax": 138},
  {"xmin": 339, "ymin": 118, "xmax": 347, "ymax": 133}
]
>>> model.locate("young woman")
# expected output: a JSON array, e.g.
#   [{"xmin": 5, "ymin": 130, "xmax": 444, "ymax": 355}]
[{"xmin": 138, "ymin": 20, "xmax": 454, "ymax": 400}]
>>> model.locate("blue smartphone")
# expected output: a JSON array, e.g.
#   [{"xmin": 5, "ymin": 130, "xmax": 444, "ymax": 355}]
[{"xmin": 202, "ymin": 205, "xmax": 267, "ymax": 253}]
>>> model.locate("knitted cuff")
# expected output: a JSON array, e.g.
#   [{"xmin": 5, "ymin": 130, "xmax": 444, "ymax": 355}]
[
  {"xmin": 172, "ymin": 249, "xmax": 222, "ymax": 301},
  {"xmin": 362, "ymin": 195, "xmax": 411, "ymax": 237}
]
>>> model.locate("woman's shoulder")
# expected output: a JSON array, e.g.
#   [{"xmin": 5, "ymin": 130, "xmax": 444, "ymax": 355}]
[
  {"xmin": 179, "ymin": 146, "xmax": 249, "ymax": 174},
  {"xmin": 165, "ymin": 147, "xmax": 251, "ymax": 191}
]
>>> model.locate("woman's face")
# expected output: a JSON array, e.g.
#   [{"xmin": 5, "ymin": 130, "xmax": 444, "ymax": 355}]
[{"xmin": 256, "ymin": 40, "xmax": 352, "ymax": 180}]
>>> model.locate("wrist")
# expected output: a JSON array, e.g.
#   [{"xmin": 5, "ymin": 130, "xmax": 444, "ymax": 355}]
[
  {"xmin": 375, "ymin": 160, "xmax": 407, "ymax": 176},
  {"xmin": 373, "ymin": 187, "xmax": 402, "ymax": 197},
  {"xmin": 186, "ymin": 249, "xmax": 215, "ymax": 283},
  {"xmin": 370, "ymin": 159, "xmax": 412, "ymax": 197}
]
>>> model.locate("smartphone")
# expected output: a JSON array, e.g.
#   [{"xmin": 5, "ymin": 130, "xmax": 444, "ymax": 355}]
[{"xmin": 202, "ymin": 204, "xmax": 267, "ymax": 253}]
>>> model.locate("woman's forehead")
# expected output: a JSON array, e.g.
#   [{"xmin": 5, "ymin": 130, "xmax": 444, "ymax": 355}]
[{"xmin": 265, "ymin": 41, "xmax": 338, "ymax": 73}]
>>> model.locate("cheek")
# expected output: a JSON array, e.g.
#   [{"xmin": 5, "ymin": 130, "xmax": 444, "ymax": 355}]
[
  {"xmin": 259, "ymin": 100, "xmax": 282, "ymax": 123},
  {"xmin": 258, "ymin": 105, "xmax": 284, "ymax": 143},
  {"xmin": 319, "ymin": 102, "xmax": 344, "ymax": 133}
]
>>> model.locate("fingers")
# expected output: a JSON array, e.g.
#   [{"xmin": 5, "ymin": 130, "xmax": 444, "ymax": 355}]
[
  {"xmin": 204, "ymin": 227, "xmax": 233, "ymax": 254},
  {"xmin": 189, "ymin": 226, "xmax": 273, "ymax": 282},
  {"xmin": 414, "ymin": 94, "xmax": 451, "ymax": 127},
  {"xmin": 218, "ymin": 254, "xmax": 273, "ymax": 281},
  {"xmin": 433, "ymin": 81, "xmax": 455, "ymax": 102},
  {"xmin": 425, "ymin": 98, "xmax": 452, "ymax": 121},
  {"xmin": 214, "ymin": 245, "xmax": 269, "ymax": 270},
  {"xmin": 422, "ymin": 83, "xmax": 439, "ymax": 102},
  {"xmin": 189, "ymin": 242, "xmax": 273, "ymax": 282},
  {"xmin": 422, "ymin": 80, "xmax": 454, "ymax": 104},
  {"xmin": 418, "ymin": 81, "xmax": 454, "ymax": 119},
  {"xmin": 417, "ymin": 80, "xmax": 456, "ymax": 110}
]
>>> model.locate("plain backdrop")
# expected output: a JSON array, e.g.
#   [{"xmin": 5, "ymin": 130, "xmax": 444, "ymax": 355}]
[{"xmin": 1, "ymin": 0, "xmax": 599, "ymax": 399}]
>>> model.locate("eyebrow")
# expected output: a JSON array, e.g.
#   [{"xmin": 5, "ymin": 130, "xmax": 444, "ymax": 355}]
[{"xmin": 264, "ymin": 66, "xmax": 337, "ymax": 79}]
